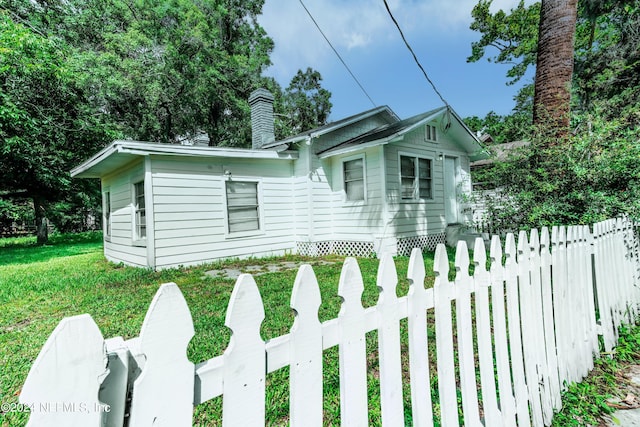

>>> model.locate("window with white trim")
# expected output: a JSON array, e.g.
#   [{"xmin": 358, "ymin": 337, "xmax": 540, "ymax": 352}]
[
  {"xmin": 103, "ymin": 191, "xmax": 111, "ymax": 237},
  {"xmin": 226, "ymin": 181, "xmax": 260, "ymax": 233},
  {"xmin": 343, "ymin": 158, "xmax": 365, "ymax": 201},
  {"xmin": 133, "ymin": 181, "xmax": 146, "ymax": 239},
  {"xmin": 400, "ymin": 155, "xmax": 433, "ymax": 200},
  {"xmin": 425, "ymin": 124, "xmax": 437, "ymax": 142}
]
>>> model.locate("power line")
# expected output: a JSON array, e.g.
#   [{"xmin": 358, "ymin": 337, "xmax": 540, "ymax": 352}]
[
  {"xmin": 382, "ymin": 0, "xmax": 450, "ymax": 109},
  {"xmin": 298, "ymin": 0, "xmax": 376, "ymax": 108}
]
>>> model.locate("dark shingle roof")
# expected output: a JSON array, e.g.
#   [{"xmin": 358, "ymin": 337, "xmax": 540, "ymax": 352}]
[{"xmin": 317, "ymin": 107, "xmax": 445, "ymax": 156}]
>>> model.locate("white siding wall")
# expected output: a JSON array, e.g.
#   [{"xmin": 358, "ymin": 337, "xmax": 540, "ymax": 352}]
[
  {"xmin": 326, "ymin": 147, "xmax": 384, "ymax": 240},
  {"xmin": 151, "ymin": 156, "xmax": 296, "ymax": 269},
  {"xmin": 383, "ymin": 123, "xmax": 470, "ymax": 237},
  {"xmin": 102, "ymin": 161, "xmax": 147, "ymax": 267}
]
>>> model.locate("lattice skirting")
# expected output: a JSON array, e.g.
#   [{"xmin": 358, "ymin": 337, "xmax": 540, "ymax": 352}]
[
  {"xmin": 296, "ymin": 234, "xmax": 445, "ymax": 258},
  {"xmin": 296, "ymin": 241, "xmax": 375, "ymax": 258},
  {"xmin": 396, "ymin": 233, "xmax": 446, "ymax": 256}
]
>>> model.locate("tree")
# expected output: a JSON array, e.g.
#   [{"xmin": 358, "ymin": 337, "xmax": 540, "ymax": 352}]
[
  {"xmin": 282, "ymin": 68, "xmax": 332, "ymax": 135},
  {"xmin": 468, "ymin": 0, "xmax": 541, "ymax": 85},
  {"xmin": 7, "ymin": 0, "xmax": 275, "ymax": 146},
  {"xmin": 0, "ymin": 13, "xmax": 114, "ymax": 243},
  {"xmin": 467, "ymin": 0, "xmax": 640, "ymax": 228},
  {"xmin": 532, "ymin": 0, "xmax": 579, "ymax": 137}
]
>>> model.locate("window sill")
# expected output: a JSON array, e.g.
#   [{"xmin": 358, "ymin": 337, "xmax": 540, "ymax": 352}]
[
  {"xmin": 399, "ymin": 198, "xmax": 437, "ymax": 204},
  {"xmin": 132, "ymin": 239, "xmax": 147, "ymax": 247},
  {"xmin": 225, "ymin": 230, "xmax": 265, "ymax": 240},
  {"xmin": 343, "ymin": 199, "xmax": 367, "ymax": 207}
]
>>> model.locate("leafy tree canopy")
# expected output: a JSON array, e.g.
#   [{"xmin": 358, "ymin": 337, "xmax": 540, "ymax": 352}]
[
  {"xmin": 0, "ymin": 12, "xmax": 114, "ymax": 241},
  {"xmin": 1, "ymin": 1, "xmax": 333, "ymax": 242},
  {"xmin": 467, "ymin": 0, "xmax": 640, "ymax": 228}
]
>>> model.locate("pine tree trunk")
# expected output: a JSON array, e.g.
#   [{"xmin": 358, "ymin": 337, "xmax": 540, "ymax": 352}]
[
  {"xmin": 33, "ymin": 197, "xmax": 49, "ymax": 245},
  {"xmin": 533, "ymin": 0, "xmax": 579, "ymax": 140}
]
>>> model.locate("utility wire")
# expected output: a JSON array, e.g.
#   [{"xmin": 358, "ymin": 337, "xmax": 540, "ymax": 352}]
[
  {"xmin": 298, "ymin": 0, "xmax": 377, "ymax": 108},
  {"xmin": 382, "ymin": 0, "xmax": 450, "ymax": 109}
]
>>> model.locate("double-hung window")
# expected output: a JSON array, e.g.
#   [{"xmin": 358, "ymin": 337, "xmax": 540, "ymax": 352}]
[
  {"xmin": 400, "ymin": 155, "xmax": 433, "ymax": 200},
  {"xmin": 226, "ymin": 181, "xmax": 260, "ymax": 233},
  {"xmin": 133, "ymin": 181, "xmax": 146, "ymax": 240},
  {"xmin": 343, "ymin": 158, "xmax": 365, "ymax": 201}
]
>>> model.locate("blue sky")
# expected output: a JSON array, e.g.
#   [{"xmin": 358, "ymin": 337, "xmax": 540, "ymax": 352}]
[{"xmin": 258, "ymin": 0, "xmax": 536, "ymax": 122}]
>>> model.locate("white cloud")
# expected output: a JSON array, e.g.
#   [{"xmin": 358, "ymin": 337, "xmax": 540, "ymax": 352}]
[{"xmin": 258, "ymin": 0, "xmax": 537, "ymax": 83}]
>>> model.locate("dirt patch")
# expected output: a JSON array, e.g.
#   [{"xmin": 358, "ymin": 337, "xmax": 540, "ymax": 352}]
[
  {"xmin": 203, "ymin": 260, "xmax": 338, "ymax": 280},
  {"xmin": 3, "ymin": 318, "xmax": 31, "ymax": 332}
]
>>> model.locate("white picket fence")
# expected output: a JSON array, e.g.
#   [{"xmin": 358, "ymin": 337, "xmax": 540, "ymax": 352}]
[{"xmin": 19, "ymin": 218, "xmax": 640, "ymax": 426}]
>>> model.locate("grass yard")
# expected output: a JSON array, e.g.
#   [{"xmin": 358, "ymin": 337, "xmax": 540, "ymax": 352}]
[
  {"xmin": 6, "ymin": 233, "xmax": 637, "ymax": 426},
  {"xmin": 0, "ymin": 232, "xmax": 446, "ymax": 426}
]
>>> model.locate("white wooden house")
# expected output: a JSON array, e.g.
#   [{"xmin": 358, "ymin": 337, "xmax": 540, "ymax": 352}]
[{"xmin": 71, "ymin": 89, "xmax": 488, "ymax": 269}]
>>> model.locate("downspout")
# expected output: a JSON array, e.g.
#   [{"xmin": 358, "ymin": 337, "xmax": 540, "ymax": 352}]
[
  {"xmin": 306, "ymin": 137, "xmax": 315, "ymax": 242},
  {"xmin": 144, "ymin": 157, "xmax": 156, "ymax": 269}
]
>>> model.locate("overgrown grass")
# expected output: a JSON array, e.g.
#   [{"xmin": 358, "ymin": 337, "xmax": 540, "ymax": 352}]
[
  {"xmin": 0, "ymin": 233, "xmax": 447, "ymax": 426},
  {"xmin": 551, "ymin": 323, "xmax": 640, "ymax": 426}
]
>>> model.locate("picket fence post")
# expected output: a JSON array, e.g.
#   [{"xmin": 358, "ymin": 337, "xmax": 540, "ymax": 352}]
[
  {"xmin": 489, "ymin": 236, "xmax": 517, "ymax": 427},
  {"xmin": 289, "ymin": 264, "xmax": 323, "ymax": 426},
  {"xmin": 376, "ymin": 253, "xmax": 405, "ymax": 424},
  {"xmin": 337, "ymin": 257, "xmax": 368, "ymax": 426},
  {"xmin": 504, "ymin": 233, "xmax": 531, "ymax": 427},
  {"xmin": 539, "ymin": 228, "xmax": 562, "ymax": 411},
  {"xmin": 454, "ymin": 241, "xmax": 482, "ymax": 427},
  {"xmin": 406, "ymin": 248, "xmax": 434, "ymax": 425},
  {"xmin": 221, "ymin": 274, "xmax": 266, "ymax": 426},
  {"xmin": 20, "ymin": 315, "xmax": 109, "ymax": 427},
  {"xmin": 473, "ymin": 238, "xmax": 501, "ymax": 426},
  {"xmin": 518, "ymin": 230, "xmax": 544, "ymax": 427},
  {"xmin": 433, "ymin": 244, "xmax": 459, "ymax": 426}
]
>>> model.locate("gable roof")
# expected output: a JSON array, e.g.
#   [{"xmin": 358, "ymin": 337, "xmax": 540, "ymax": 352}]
[
  {"xmin": 317, "ymin": 106, "xmax": 490, "ymax": 161},
  {"xmin": 261, "ymin": 105, "xmax": 399, "ymax": 149},
  {"xmin": 71, "ymin": 140, "xmax": 298, "ymax": 178}
]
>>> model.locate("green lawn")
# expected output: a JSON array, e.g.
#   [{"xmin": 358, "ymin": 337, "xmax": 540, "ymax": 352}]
[
  {"xmin": 0, "ymin": 232, "xmax": 444, "ymax": 426},
  {"xmin": 8, "ymin": 233, "xmax": 637, "ymax": 426}
]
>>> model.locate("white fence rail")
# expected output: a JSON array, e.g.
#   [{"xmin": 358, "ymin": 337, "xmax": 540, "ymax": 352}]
[{"xmin": 20, "ymin": 218, "xmax": 640, "ymax": 426}]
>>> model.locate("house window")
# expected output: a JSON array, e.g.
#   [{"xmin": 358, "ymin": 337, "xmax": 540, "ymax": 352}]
[
  {"xmin": 425, "ymin": 124, "xmax": 437, "ymax": 142},
  {"xmin": 103, "ymin": 191, "xmax": 111, "ymax": 237},
  {"xmin": 134, "ymin": 181, "xmax": 146, "ymax": 239},
  {"xmin": 400, "ymin": 155, "xmax": 433, "ymax": 200},
  {"xmin": 343, "ymin": 158, "xmax": 365, "ymax": 201},
  {"xmin": 226, "ymin": 181, "xmax": 260, "ymax": 233}
]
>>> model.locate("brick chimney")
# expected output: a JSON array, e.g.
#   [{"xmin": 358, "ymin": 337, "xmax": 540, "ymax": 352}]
[{"xmin": 249, "ymin": 88, "xmax": 275, "ymax": 149}]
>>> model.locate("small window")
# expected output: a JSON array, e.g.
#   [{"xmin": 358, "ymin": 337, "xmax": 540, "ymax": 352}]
[
  {"xmin": 103, "ymin": 191, "xmax": 111, "ymax": 237},
  {"xmin": 425, "ymin": 124, "xmax": 437, "ymax": 142},
  {"xmin": 400, "ymin": 155, "xmax": 433, "ymax": 200},
  {"xmin": 343, "ymin": 158, "xmax": 365, "ymax": 201},
  {"xmin": 226, "ymin": 181, "xmax": 260, "ymax": 233},
  {"xmin": 134, "ymin": 181, "xmax": 146, "ymax": 239}
]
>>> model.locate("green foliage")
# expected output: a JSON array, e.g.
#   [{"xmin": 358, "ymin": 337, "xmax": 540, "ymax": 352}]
[
  {"xmin": 472, "ymin": 107, "xmax": 640, "ymax": 230},
  {"xmin": 0, "ymin": 2, "xmax": 333, "ymax": 242},
  {"xmin": 552, "ymin": 322, "xmax": 640, "ymax": 426},
  {"xmin": 464, "ymin": 110, "xmax": 532, "ymax": 144},
  {"xmin": 0, "ymin": 12, "xmax": 114, "ymax": 241},
  {"xmin": 468, "ymin": 0, "xmax": 640, "ymax": 229},
  {"xmin": 467, "ymin": 0, "xmax": 541, "ymax": 85},
  {"xmin": 282, "ymin": 67, "xmax": 332, "ymax": 135}
]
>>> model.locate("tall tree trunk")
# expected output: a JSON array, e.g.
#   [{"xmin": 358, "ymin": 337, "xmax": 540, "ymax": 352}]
[
  {"xmin": 533, "ymin": 0, "xmax": 579, "ymax": 140},
  {"xmin": 33, "ymin": 197, "xmax": 48, "ymax": 245}
]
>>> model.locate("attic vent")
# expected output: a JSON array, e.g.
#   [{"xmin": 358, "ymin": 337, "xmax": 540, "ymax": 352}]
[{"xmin": 425, "ymin": 124, "xmax": 437, "ymax": 142}]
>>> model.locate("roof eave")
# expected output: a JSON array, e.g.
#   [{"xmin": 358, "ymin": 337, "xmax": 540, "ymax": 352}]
[{"xmin": 71, "ymin": 141, "xmax": 298, "ymax": 179}]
